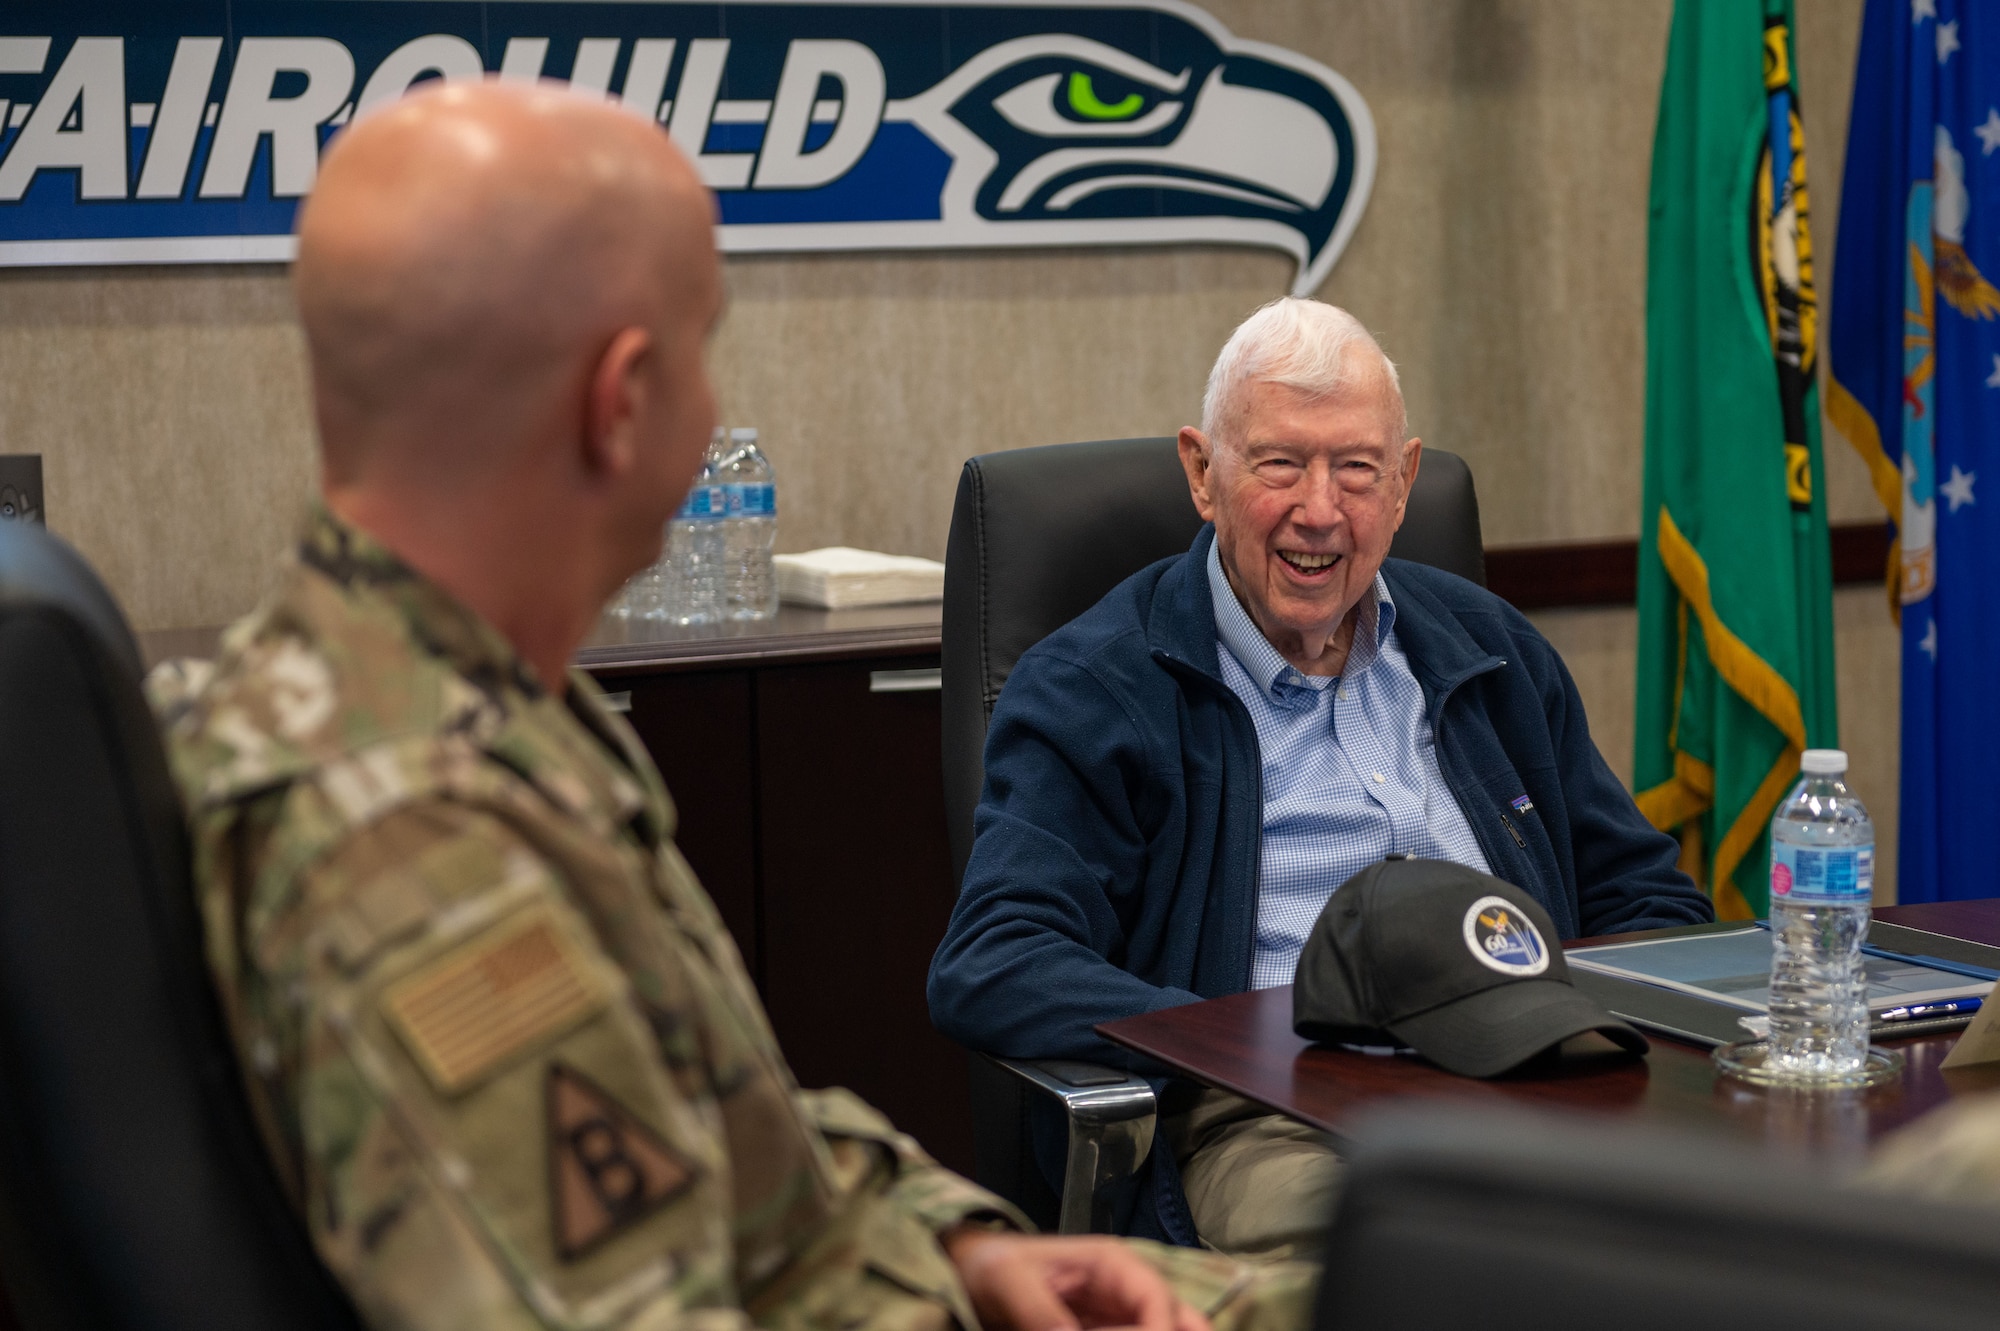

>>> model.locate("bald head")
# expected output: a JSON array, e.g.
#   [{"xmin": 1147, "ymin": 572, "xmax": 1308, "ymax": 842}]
[
  {"xmin": 296, "ymin": 80, "xmax": 716, "ymax": 483},
  {"xmin": 295, "ymin": 79, "xmax": 725, "ymax": 688}
]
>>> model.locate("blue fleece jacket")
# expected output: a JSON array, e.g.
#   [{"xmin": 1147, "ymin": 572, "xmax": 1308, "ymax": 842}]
[{"xmin": 927, "ymin": 527, "xmax": 1712, "ymax": 1242}]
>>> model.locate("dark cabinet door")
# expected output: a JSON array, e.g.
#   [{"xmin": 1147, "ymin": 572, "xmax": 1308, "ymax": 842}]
[
  {"xmin": 753, "ymin": 656, "xmax": 975, "ymax": 1176},
  {"xmin": 613, "ymin": 670, "xmax": 761, "ymax": 980}
]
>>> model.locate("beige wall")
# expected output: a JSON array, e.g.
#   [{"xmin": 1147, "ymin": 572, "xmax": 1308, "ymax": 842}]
[
  {"xmin": 0, "ymin": 1, "xmax": 1902, "ymax": 882},
  {"xmin": 727, "ymin": 0, "xmax": 1878, "ymax": 549}
]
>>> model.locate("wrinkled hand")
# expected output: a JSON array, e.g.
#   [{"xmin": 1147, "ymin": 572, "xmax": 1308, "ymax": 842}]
[{"xmin": 942, "ymin": 1228, "xmax": 1212, "ymax": 1331}]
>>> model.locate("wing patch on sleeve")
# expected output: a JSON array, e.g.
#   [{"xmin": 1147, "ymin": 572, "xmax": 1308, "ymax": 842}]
[
  {"xmin": 381, "ymin": 907, "xmax": 605, "ymax": 1095},
  {"xmin": 547, "ymin": 1062, "xmax": 694, "ymax": 1261}
]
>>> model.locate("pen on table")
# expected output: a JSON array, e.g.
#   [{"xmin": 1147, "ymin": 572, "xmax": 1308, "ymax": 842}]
[{"xmin": 1875, "ymin": 997, "xmax": 1984, "ymax": 1023}]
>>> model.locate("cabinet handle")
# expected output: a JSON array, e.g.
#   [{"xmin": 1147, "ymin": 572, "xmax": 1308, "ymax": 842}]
[
  {"xmin": 601, "ymin": 690, "xmax": 633, "ymax": 713},
  {"xmin": 869, "ymin": 668, "xmax": 942, "ymax": 694}
]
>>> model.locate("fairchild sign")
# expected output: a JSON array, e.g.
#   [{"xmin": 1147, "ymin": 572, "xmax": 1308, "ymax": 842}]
[{"xmin": 0, "ymin": 3, "xmax": 1374, "ymax": 294}]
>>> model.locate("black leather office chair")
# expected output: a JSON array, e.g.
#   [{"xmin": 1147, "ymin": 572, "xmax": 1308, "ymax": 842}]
[
  {"xmin": 1319, "ymin": 1104, "xmax": 2000, "ymax": 1330},
  {"xmin": 0, "ymin": 519, "xmax": 362, "ymax": 1330},
  {"xmin": 939, "ymin": 436, "xmax": 1484, "ymax": 1232}
]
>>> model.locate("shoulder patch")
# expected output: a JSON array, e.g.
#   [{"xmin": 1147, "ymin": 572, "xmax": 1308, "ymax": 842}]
[
  {"xmin": 381, "ymin": 907, "xmax": 604, "ymax": 1094},
  {"xmin": 547, "ymin": 1062, "xmax": 694, "ymax": 1261}
]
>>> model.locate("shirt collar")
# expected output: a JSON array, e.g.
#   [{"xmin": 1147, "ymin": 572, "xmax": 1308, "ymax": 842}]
[
  {"xmin": 295, "ymin": 504, "xmax": 548, "ymax": 701},
  {"xmin": 291, "ymin": 506, "xmax": 670, "ymax": 843},
  {"xmin": 1207, "ymin": 538, "xmax": 1397, "ymax": 707}
]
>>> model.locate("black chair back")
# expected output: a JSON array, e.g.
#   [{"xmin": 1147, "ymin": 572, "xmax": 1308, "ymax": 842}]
[
  {"xmin": 1320, "ymin": 1105, "xmax": 2000, "ymax": 1330},
  {"xmin": 942, "ymin": 436, "xmax": 1483, "ymax": 884},
  {"xmin": 938, "ymin": 436, "xmax": 1483, "ymax": 1222},
  {"xmin": 0, "ymin": 520, "xmax": 361, "ymax": 1330}
]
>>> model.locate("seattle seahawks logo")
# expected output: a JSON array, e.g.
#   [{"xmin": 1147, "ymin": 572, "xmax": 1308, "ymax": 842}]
[
  {"xmin": 1462, "ymin": 895, "xmax": 1549, "ymax": 977},
  {"xmin": 0, "ymin": 2, "xmax": 1373, "ymax": 294}
]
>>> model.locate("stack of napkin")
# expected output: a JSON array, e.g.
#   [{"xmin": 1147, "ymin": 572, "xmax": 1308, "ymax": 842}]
[{"xmin": 773, "ymin": 547, "xmax": 946, "ymax": 609}]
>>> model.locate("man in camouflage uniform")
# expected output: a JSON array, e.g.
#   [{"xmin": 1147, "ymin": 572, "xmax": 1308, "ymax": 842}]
[{"xmin": 160, "ymin": 81, "xmax": 1313, "ymax": 1330}]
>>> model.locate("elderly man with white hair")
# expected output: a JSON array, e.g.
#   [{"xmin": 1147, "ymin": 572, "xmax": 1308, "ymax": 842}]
[{"xmin": 929, "ymin": 298, "xmax": 1712, "ymax": 1259}]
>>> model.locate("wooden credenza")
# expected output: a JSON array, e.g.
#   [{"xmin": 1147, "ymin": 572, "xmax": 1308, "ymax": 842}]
[{"xmin": 579, "ymin": 603, "xmax": 971, "ymax": 1173}]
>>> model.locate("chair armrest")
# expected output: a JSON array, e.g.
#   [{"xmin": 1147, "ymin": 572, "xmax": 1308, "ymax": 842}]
[{"xmin": 985, "ymin": 1056, "xmax": 1156, "ymax": 1234}]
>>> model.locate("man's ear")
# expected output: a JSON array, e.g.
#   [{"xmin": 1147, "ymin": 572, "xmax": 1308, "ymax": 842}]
[
  {"xmin": 1178, "ymin": 426, "xmax": 1219, "ymax": 523},
  {"xmin": 1391, "ymin": 437, "xmax": 1423, "ymax": 528},
  {"xmin": 581, "ymin": 326, "xmax": 655, "ymax": 480}
]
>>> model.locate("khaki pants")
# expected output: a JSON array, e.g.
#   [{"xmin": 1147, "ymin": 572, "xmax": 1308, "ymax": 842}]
[{"xmin": 1161, "ymin": 1087, "xmax": 1345, "ymax": 1262}]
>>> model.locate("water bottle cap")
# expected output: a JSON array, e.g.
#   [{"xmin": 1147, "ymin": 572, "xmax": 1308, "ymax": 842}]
[
  {"xmin": 1800, "ymin": 749, "xmax": 1848, "ymax": 775},
  {"xmin": 729, "ymin": 427, "xmax": 758, "ymax": 444}
]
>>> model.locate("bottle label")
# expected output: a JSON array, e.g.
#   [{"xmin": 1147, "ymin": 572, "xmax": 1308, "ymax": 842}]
[
  {"xmin": 1770, "ymin": 842, "xmax": 1874, "ymax": 903},
  {"xmin": 677, "ymin": 486, "xmax": 728, "ymax": 520},
  {"xmin": 727, "ymin": 483, "xmax": 776, "ymax": 517}
]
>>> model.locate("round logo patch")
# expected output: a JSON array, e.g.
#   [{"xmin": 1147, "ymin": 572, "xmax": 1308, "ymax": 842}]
[{"xmin": 1462, "ymin": 895, "xmax": 1550, "ymax": 977}]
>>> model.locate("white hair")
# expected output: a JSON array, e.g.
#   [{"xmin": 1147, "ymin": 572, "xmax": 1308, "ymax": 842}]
[{"xmin": 1199, "ymin": 297, "xmax": 1408, "ymax": 448}]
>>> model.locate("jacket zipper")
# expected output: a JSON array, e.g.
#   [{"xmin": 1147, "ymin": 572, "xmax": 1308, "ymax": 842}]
[
  {"xmin": 1162, "ymin": 655, "xmax": 1264, "ymax": 980},
  {"xmin": 1426, "ymin": 661, "xmax": 1509, "ymax": 873},
  {"xmin": 1499, "ymin": 811, "xmax": 1527, "ymax": 848}
]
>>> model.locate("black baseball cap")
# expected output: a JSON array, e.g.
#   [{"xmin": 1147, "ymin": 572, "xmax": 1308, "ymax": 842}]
[{"xmin": 1292, "ymin": 858, "xmax": 1647, "ymax": 1077}]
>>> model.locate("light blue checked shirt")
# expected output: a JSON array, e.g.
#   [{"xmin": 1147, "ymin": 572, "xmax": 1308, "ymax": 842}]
[{"xmin": 1208, "ymin": 542, "xmax": 1491, "ymax": 989}]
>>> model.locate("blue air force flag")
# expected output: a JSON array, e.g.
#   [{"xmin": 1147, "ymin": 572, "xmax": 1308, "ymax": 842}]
[{"xmin": 1829, "ymin": 0, "xmax": 2000, "ymax": 902}]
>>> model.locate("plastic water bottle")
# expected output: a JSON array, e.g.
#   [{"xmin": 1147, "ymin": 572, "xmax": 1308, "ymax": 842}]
[
  {"xmin": 663, "ymin": 431, "xmax": 728, "ymax": 625},
  {"xmin": 608, "ymin": 561, "xmax": 650, "ymax": 619},
  {"xmin": 1765, "ymin": 749, "xmax": 1876, "ymax": 1079},
  {"xmin": 717, "ymin": 426, "xmax": 779, "ymax": 621},
  {"xmin": 607, "ymin": 566, "xmax": 637, "ymax": 619},
  {"xmin": 632, "ymin": 522, "xmax": 675, "ymax": 621},
  {"xmin": 611, "ymin": 523, "xmax": 675, "ymax": 620}
]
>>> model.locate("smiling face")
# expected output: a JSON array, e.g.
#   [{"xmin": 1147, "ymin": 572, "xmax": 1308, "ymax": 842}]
[{"xmin": 1178, "ymin": 369, "xmax": 1420, "ymax": 673}]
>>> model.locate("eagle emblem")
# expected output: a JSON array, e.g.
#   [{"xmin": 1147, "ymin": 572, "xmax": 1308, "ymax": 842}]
[{"xmin": 1932, "ymin": 125, "xmax": 2000, "ymax": 321}]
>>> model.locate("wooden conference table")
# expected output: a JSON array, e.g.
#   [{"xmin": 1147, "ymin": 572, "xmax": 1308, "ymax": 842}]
[{"xmin": 1098, "ymin": 900, "xmax": 2000, "ymax": 1161}]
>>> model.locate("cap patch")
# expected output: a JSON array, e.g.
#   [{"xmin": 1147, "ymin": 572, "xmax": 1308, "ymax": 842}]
[
  {"xmin": 547, "ymin": 1063, "xmax": 693, "ymax": 1261},
  {"xmin": 1462, "ymin": 895, "xmax": 1549, "ymax": 977}
]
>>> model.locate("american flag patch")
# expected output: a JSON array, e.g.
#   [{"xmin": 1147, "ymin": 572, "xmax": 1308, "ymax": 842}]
[
  {"xmin": 382, "ymin": 907, "xmax": 604, "ymax": 1095},
  {"xmin": 1511, "ymin": 795, "xmax": 1535, "ymax": 815}
]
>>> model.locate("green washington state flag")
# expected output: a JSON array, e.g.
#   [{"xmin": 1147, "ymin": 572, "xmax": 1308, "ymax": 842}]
[{"xmin": 1635, "ymin": 0, "xmax": 1838, "ymax": 920}]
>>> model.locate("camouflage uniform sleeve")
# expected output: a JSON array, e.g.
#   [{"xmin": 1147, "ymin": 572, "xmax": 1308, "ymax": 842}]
[
  {"xmin": 1862, "ymin": 1091, "xmax": 2000, "ymax": 1206},
  {"xmin": 256, "ymin": 799, "xmax": 753, "ymax": 1331},
  {"xmin": 792, "ymin": 1087, "xmax": 1315, "ymax": 1331},
  {"xmin": 144, "ymin": 656, "xmax": 216, "ymax": 734},
  {"xmin": 796, "ymin": 1085, "xmax": 1029, "ymax": 1234}
]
